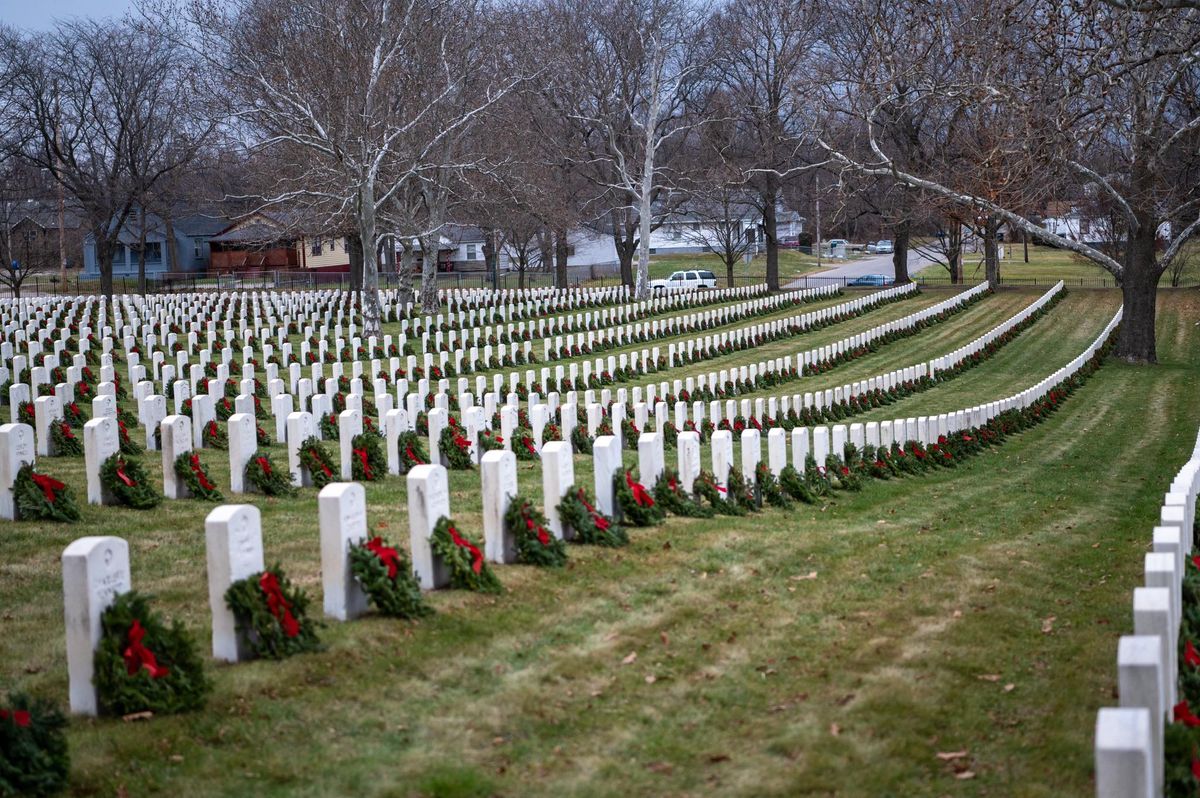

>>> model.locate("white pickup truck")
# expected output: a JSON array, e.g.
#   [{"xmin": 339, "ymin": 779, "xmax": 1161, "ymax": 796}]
[{"xmin": 648, "ymin": 269, "xmax": 718, "ymax": 293}]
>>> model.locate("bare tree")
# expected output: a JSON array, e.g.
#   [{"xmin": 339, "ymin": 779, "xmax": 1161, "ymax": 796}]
[
  {"xmin": 678, "ymin": 191, "xmax": 756, "ymax": 287},
  {"xmin": 9, "ymin": 18, "xmax": 215, "ymax": 302}
]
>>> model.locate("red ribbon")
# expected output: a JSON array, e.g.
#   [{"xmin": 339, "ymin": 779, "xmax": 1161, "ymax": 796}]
[
  {"xmin": 1187, "ymin": 640, "xmax": 1200, "ymax": 668},
  {"xmin": 447, "ymin": 524, "xmax": 484, "ymax": 573},
  {"xmin": 188, "ymin": 454, "xmax": 215, "ymax": 490},
  {"xmin": 0, "ymin": 709, "xmax": 31, "ymax": 727},
  {"xmin": 405, "ymin": 445, "xmax": 424, "ymax": 465},
  {"xmin": 59, "ymin": 422, "xmax": 75, "ymax": 439},
  {"xmin": 115, "ymin": 461, "xmax": 136, "ymax": 487},
  {"xmin": 453, "ymin": 433, "xmax": 471, "ymax": 452},
  {"xmin": 578, "ymin": 491, "xmax": 610, "ymax": 531},
  {"xmin": 354, "ymin": 448, "xmax": 372, "ymax": 479},
  {"xmin": 365, "ymin": 536, "xmax": 400, "ymax": 578},
  {"xmin": 526, "ymin": 517, "xmax": 550, "ymax": 545},
  {"xmin": 255, "ymin": 456, "xmax": 272, "ymax": 476},
  {"xmin": 30, "ymin": 472, "xmax": 65, "ymax": 502},
  {"xmin": 122, "ymin": 619, "xmax": 169, "ymax": 679},
  {"xmin": 625, "ymin": 471, "xmax": 655, "ymax": 507},
  {"xmin": 523, "ymin": 437, "xmax": 538, "ymax": 455},
  {"xmin": 259, "ymin": 572, "xmax": 300, "ymax": 637},
  {"xmin": 1176, "ymin": 700, "xmax": 1200, "ymax": 727}
]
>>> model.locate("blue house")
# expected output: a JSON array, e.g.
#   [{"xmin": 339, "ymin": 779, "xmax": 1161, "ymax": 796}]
[{"xmin": 82, "ymin": 211, "xmax": 231, "ymax": 277}]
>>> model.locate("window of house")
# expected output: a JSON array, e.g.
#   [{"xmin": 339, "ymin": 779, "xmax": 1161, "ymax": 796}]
[
  {"xmin": 311, "ymin": 238, "xmax": 323, "ymax": 255},
  {"xmin": 112, "ymin": 245, "xmax": 127, "ymax": 266},
  {"xmin": 691, "ymin": 221, "xmax": 701, "ymax": 231},
  {"xmin": 143, "ymin": 241, "xmax": 162, "ymax": 262},
  {"xmin": 194, "ymin": 238, "xmax": 208, "ymax": 259},
  {"xmin": 466, "ymin": 243, "xmax": 478, "ymax": 260},
  {"xmin": 566, "ymin": 245, "xmax": 576, "ymax": 257},
  {"xmin": 672, "ymin": 226, "xmax": 681, "ymax": 240}
]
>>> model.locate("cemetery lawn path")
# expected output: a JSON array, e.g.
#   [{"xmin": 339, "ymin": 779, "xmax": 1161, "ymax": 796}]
[{"xmin": 1, "ymin": 290, "xmax": 1196, "ymax": 797}]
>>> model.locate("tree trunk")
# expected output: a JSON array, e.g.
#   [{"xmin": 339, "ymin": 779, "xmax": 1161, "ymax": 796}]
[
  {"xmin": 95, "ymin": 230, "xmax": 115, "ymax": 303},
  {"xmin": 348, "ymin": 234, "xmax": 364, "ymax": 293},
  {"xmin": 355, "ymin": 181, "xmax": 381, "ymax": 337},
  {"xmin": 1116, "ymin": 226, "xmax": 1159, "ymax": 363},
  {"xmin": 164, "ymin": 212, "xmax": 177, "ymax": 273},
  {"xmin": 1022, "ymin": 228, "xmax": 1029, "ymax": 263},
  {"xmin": 615, "ymin": 234, "xmax": 635, "ymax": 289},
  {"xmin": 518, "ymin": 256, "xmax": 526, "ymax": 290},
  {"xmin": 635, "ymin": 180, "xmax": 654, "ymax": 301},
  {"xmin": 947, "ymin": 222, "xmax": 962, "ymax": 284},
  {"xmin": 418, "ymin": 234, "xmax": 440, "ymax": 313},
  {"xmin": 399, "ymin": 238, "xmax": 415, "ymax": 306},
  {"xmin": 983, "ymin": 216, "xmax": 1000, "ymax": 289},
  {"xmin": 137, "ymin": 206, "xmax": 147, "ymax": 295},
  {"xmin": 761, "ymin": 183, "xmax": 779, "ymax": 292},
  {"xmin": 554, "ymin": 228, "xmax": 569, "ymax": 289},
  {"xmin": 893, "ymin": 218, "xmax": 911, "ymax": 284}
]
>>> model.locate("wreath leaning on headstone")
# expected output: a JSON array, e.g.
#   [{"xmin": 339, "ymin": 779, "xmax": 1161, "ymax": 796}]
[
  {"xmin": 348, "ymin": 535, "xmax": 432, "ymax": 619},
  {"xmin": 397, "ymin": 431, "xmax": 428, "ymax": 471},
  {"xmin": 100, "ymin": 454, "xmax": 162, "ymax": 509},
  {"xmin": 49, "ymin": 421, "xmax": 83, "ymax": 457},
  {"xmin": 651, "ymin": 467, "xmax": 713, "ymax": 518},
  {"xmin": 244, "ymin": 454, "xmax": 296, "ymax": 497},
  {"xmin": 117, "ymin": 418, "xmax": 142, "ymax": 456},
  {"xmin": 224, "ymin": 565, "xmax": 321, "ymax": 660},
  {"xmin": 203, "ymin": 419, "xmax": 228, "ymax": 450},
  {"xmin": 755, "ymin": 463, "xmax": 792, "ymax": 508},
  {"xmin": 503, "ymin": 496, "xmax": 568, "ymax": 567},
  {"xmin": 173, "ymin": 452, "xmax": 224, "ymax": 501},
  {"xmin": 557, "ymin": 487, "xmax": 627, "ymax": 547},
  {"xmin": 12, "ymin": 464, "xmax": 80, "ymax": 522},
  {"xmin": 429, "ymin": 517, "xmax": 503, "ymax": 593},
  {"xmin": 350, "ymin": 432, "xmax": 386, "ymax": 481},
  {"xmin": 693, "ymin": 469, "xmax": 745, "ymax": 516},
  {"xmin": 297, "ymin": 437, "xmax": 337, "ymax": 488},
  {"xmin": 439, "ymin": 425, "xmax": 474, "ymax": 470},
  {"xmin": 0, "ymin": 692, "xmax": 69, "ymax": 797},
  {"xmin": 93, "ymin": 590, "xmax": 211, "ymax": 716},
  {"xmin": 614, "ymin": 469, "xmax": 665, "ymax": 526},
  {"xmin": 512, "ymin": 426, "xmax": 540, "ymax": 461}
]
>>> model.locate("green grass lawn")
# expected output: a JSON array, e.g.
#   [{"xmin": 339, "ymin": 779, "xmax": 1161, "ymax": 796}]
[
  {"xmin": 2, "ymin": 290, "xmax": 1197, "ymax": 796},
  {"xmin": 921, "ymin": 242, "xmax": 1200, "ymax": 286}
]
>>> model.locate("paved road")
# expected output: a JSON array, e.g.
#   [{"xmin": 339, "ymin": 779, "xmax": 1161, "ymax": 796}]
[{"xmin": 785, "ymin": 251, "xmax": 938, "ymax": 287}]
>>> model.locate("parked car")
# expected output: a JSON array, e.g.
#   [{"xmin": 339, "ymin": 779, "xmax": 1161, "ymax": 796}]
[
  {"xmin": 649, "ymin": 269, "xmax": 717, "ymax": 292},
  {"xmin": 875, "ymin": 239, "xmax": 894, "ymax": 254},
  {"xmin": 847, "ymin": 273, "xmax": 894, "ymax": 287}
]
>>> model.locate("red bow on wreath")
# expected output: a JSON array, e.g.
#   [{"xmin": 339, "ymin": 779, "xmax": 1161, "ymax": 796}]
[
  {"xmin": 188, "ymin": 454, "xmax": 215, "ymax": 490},
  {"xmin": 365, "ymin": 536, "xmax": 401, "ymax": 578},
  {"xmin": 526, "ymin": 517, "xmax": 551, "ymax": 545},
  {"xmin": 523, "ymin": 437, "xmax": 538, "ymax": 455},
  {"xmin": 123, "ymin": 619, "xmax": 170, "ymax": 679},
  {"xmin": 405, "ymin": 446, "xmax": 424, "ymax": 465},
  {"xmin": 30, "ymin": 472, "xmax": 65, "ymax": 502},
  {"xmin": 625, "ymin": 471, "xmax": 655, "ymax": 507},
  {"xmin": 577, "ymin": 491, "xmax": 610, "ymax": 531},
  {"xmin": 1187, "ymin": 640, "xmax": 1200, "ymax": 668},
  {"xmin": 0, "ymin": 709, "xmax": 31, "ymax": 727},
  {"xmin": 259, "ymin": 572, "xmax": 300, "ymax": 638},
  {"xmin": 453, "ymin": 433, "xmax": 471, "ymax": 451},
  {"xmin": 115, "ymin": 459, "xmax": 136, "ymax": 487},
  {"xmin": 59, "ymin": 423, "xmax": 75, "ymax": 439},
  {"xmin": 447, "ymin": 524, "xmax": 484, "ymax": 573},
  {"xmin": 255, "ymin": 456, "xmax": 272, "ymax": 476},
  {"xmin": 353, "ymin": 448, "xmax": 372, "ymax": 479},
  {"xmin": 1177, "ymin": 700, "xmax": 1200, "ymax": 727}
]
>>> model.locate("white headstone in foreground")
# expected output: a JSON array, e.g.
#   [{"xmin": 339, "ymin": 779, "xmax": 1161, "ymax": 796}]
[
  {"xmin": 541, "ymin": 441, "xmax": 575, "ymax": 540},
  {"xmin": 481, "ymin": 449, "xmax": 518, "ymax": 564},
  {"xmin": 1094, "ymin": 707, "xmax": 1154, "ymax": 798},
  {"xmin": 407, "ymin": 464, "xmax": 450, "ymax": 590},
  {"xmin": 62, "ymin": 535, "xmax": 130, "ymax": 715},
  {"xmin": 83, "ymin": 417, "xmax": 119, "ymax": 505},
  {"xmin": 0, "ymin": 422, "xmax": 35, "ymax": 520},
  {"xmin": 204, "ymin": 504, "xmax": 265, "ymax": 663},
  {"xmin": 160, "ymin": 414, "xmax": 193, "ymax": 499},
  {"xmin": 319, "ymin": 482, "xmax": 369, "ymax": 621}
]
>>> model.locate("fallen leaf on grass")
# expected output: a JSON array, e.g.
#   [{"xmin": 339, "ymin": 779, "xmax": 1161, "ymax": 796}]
[
  {"xmin": 790, "ymin": 572, "xmax": 818, "ymax": 581},
  {"xmin": 830, "ymin": 723, "xmax": 841, "ymax": 737},
  {"xmin": 660, "ymin": 632, "xmax": 669, "ymax": 647},
  {"xmin": 645, "ymin": 675, "xmax": 657, "ymax": 684},
  {"xmin": 977, "ymin": 674, "xmax": 1001, "ymax": 682},
  {"xmin": 936, "ymin": 751, "xmax": 968, "ymax": 761},
  {"xmin": 1042, "ymin": 616, "xmax": 1056, "ymax": 634},
  {"xmin": 1004, "ymin": 683, "xmax": 1015, "ymax": 692},
  {"xmin": 121, "ymin": 711, "xmax": 154, "ymax": 723},
  {"xmin": 646, "ymin": 761, "xmax": 673, "ymax": 774},
  {"xmin": 707, "ymin": 754, "xmax": 731, "ymax": 764},
  {"xmin": 622, "ymin": 651, "xmax": 638, "ymax": 665},
  {"xmin": 955, "ymin": 771, "xmax": 976, "ymax": 780}
]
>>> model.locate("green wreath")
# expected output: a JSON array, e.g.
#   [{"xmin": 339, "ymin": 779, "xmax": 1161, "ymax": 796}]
[
  {"xmin": 727, "ymin": 466, "xmax": 759, "ymax": 511},
  {"xmin": 0, "ymin": 692, "xmax": 69, "ymax": 797},
  {"xmin": 93, "ymin": 590, "xmax": 211, "ymax": 716},
  {"xmin": 244, "ymin": 454, "xmax": 296, "ymax": 496},
  {"xmin": 652, "ymin": 468, "xmax": 713, "ymax": 518},
  {"xmin": 49, "ymin": 422, "xmax": 83, "ymax": 456},
  {"xmin": 397, "ymin": 431, "xmax": 428, "ymax": 471},
  {"xmin": 512, "ymin": 426, "xmax": 540, "ymax": 460},
  {"xmin": 223, "ymin": 565, "xmax": 321, "ymax": 659},
  {"xmin": 297, "ymin": 436, "xmax": 337, "ymax": 488},
  {"xmin": 778, "ymin": 465, "xmax": 819, "ymax": 504},
  {"xmin": 255, "ymin": 424, "xmax": 272, "ymax": 447},
  {"xmin": 755, "ymin": 463, "xmax": 792, "ymax": 508},
  {"xmin": 429, "ymin": 517, "xmax": 503, "ymax": 593},
  {"xmin": 117, "ymin": 418, "xmax": 141, "ymax": 456},
  {"xmin": 503, "ymin": 496, "xmax": 568, "ymax": 567},
  {"xmin": 173, "ymin": 452, "xmax": 224, "ymax": 501},
  {"xmin": 348, "ymin": 536, "xmax": 432, "ymax": 618},
  {"xmin": 350, "ymin": 432, "xmax": 386, "ymax": 481},
  {"xmin": 570, "ymin": 425, "xmax": 592, "ymax": 454},
  {"xmin": 477, "ymin": 428, "xmax": 504, "ymax": 454},
  {"xmin": 12, "ymin": 464, "xmax": 80, "ymax": 522},
  {"xmin": 614, "ymin": 469, "xmax": 665, "ymax": 526},
  {"xmin": 100, "ymin": 454, "xmax": 162, "ymax": 509},
  {"xmin": 203, "ymin": 419, "xmax": 228, "ymax": 450},
  {"xmin": 438, "ymin": 425, "xmax": 474, "ymax": 470},
  {"xmin": 557, "ymin": 487, "xmax": 627, "ymax": 547},
  {"xmin": 63, "ymin": 401, "xmax": 88, "ymax": 428},
  {"xmin": 693, "ymin": 469, "xmax": 745, "ymax": 516},
  {"xmin": 319, "ymin": 412, "xmax": 339, "ymax": 440}
]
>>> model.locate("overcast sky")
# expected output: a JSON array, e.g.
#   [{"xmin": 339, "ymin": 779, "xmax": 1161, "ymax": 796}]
[{"xmin": 0, "ymin": 0, "xmax": 135, "ymax": 31}]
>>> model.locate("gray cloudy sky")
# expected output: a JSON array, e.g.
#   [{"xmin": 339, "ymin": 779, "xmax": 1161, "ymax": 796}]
[{"xmin": 0, "ymin": 0, "xmax": 134, "ymax": 31}]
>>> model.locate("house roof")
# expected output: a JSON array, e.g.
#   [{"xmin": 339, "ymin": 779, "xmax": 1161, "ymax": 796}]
[{"xmin": 5, "ymin": 199, "xmax": 85, "ymax": 231}]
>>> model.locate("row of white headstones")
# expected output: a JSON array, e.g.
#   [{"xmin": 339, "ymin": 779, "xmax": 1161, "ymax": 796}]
[
  {"xmin": 1095, "ymin": 426, "xmax": 1200, "ymax": 797},
  {"xmin": 23, "ymin": 299, "xmax": 1128, "ymax": 719}
]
